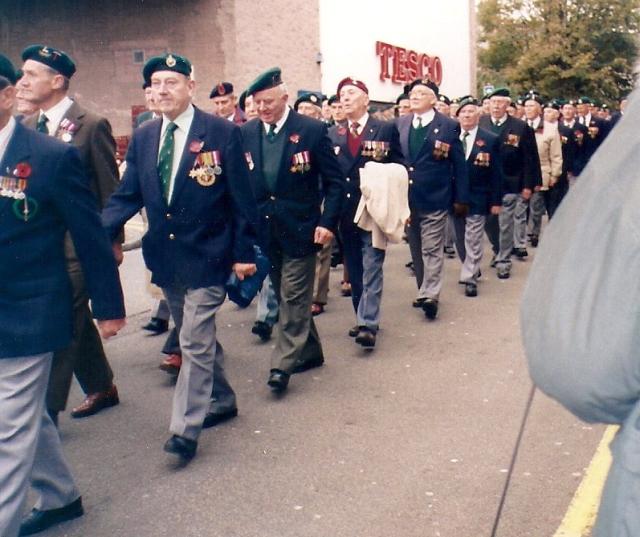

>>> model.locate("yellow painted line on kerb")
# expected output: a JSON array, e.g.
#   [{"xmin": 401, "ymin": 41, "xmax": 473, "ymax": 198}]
[{"xmin": 553, "ymin": 425, "xmax": 619, "ymax": 537}]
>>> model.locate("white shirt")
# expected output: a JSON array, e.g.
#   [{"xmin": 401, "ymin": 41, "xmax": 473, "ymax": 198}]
[
  {"xmin": 348, "ymin": 112, "xmax": 369, "ymax": 135},
  {"xmin": 41, "ymin": 96, "xmax": 74, "ymax": 137},
  {"xmin": 492, "ymin": 114, "xmax": 508, "ymax": 127},
  {"xmin": 459, "ymin": 125, "xmax": 478, "ymax": 160},
  {"xmin": 528, "ymin": 117, "xmax": 541, "ymax": 130},
  {"xmin": 0, "ymin": 116, "xmax": 17, "ymax": 166},
  {"xmin": 160, "ymin": 103, "xmax": 195, "ymax": 202},
  {"xmin": 564, "ymin": 119, "xmax": 576, "ymax": 129},
  {"xmin": 412, "ymin": 109, "xmax": 435, "ymax": 129},
  {"xmin": 263, "ymin": 106, "xmax": 290, "ymax": 135},
  {"xmin": 580, "ymin": 113, "xmax": 592, "ymax": 125}
]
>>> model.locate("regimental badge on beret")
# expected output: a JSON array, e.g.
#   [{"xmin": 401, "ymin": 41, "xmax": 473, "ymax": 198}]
[
  {"xmin": 22, "ymin": 44, "xmax": 77, "ymax": 79},
  {"xmin": 246, "ymin": 67, "xmax": 283, "ymax": 96},
  {"xmin": 166, "ymin": 54, "xmax": 177, "ymax": 67},
  {"xmin": 218, "ymin": 83, "xmax": 226, "ymax": 95},
  {"xmin": 143, "ymin": 53, "xmax": 192, "ymax": 81},
  {"xmin": 310, "ymin": 94, "xmax": 318, "ymax": 103},
  {"xmin": 407, "ymin": 77, "xmax": 439, "ymax": 97},
  {"xmin": 39, "ymin": 47, "xmax": 52, "ymax": 58}
]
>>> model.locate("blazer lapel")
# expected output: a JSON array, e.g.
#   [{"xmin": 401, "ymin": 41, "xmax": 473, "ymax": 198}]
[
  {"xmin": 333, "ymin": 124, "xmax": 354, "ymax": 172},
  {"xmin": 169, "ymin": 107, "xmax": 205, "ymax": 205},
  {"xmin": 277, "ymin": 111, "xmax": 300, "ymax": 189},
  {"xmin": 245, "ymin": 119, "xmax": 266, "ymax": 197},
  {"xmin": 398, "ymin": 116, "xmax": 411, "ymax": 161},
  {"xmin": 55, "ymin": 101, "xmax": 86, "ymax": 140}
]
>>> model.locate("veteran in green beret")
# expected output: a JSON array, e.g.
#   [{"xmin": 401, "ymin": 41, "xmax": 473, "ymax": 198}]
[{"xmin": 18, "ymin": 44, "xmax": 122, "ymax": 424}]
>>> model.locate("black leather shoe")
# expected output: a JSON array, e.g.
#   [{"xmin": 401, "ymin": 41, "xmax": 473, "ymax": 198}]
[
  {"xmin": 512, "ymin": 247, "xmax": 528, "ymax": 259},
  {"xmin": 490, "ymin": 255, "xmax": 497, "ymax": 268},
  {"xmin": 530, "ymin": 235, "xmax": 539, "ymax": 247},
  {"xmin": 348, "ymin": 325, "xmax": 361, "ymax": 337},
  {"xmin": 444, "ymin": 246, "xmax": 456, "ymax": 258},
  {"xmin": 497, "ymin": 267, "xmax": 511, "ymax": 279},
  {"xmin": 422, "ymin": 298, "xmax": 439, "ymax": 320},
  {"xmin": 19, "ymin": 497, "xmax": 83, "ymax": 536},
  {"xmin": 412, "ymin": 297, "xmax": 426, "ymax": 307},
  {"xmin": 202, "ymin": 408, "xmax": 238, "ymax": 429},
  {"xmin": 465, "ymin": 282, "xmax": 478, "ymax": 297},
  {"xmin": 355, "ymin": 328, "xmax": 376, "ymax": 347},
  {"xmin": 142, "ymin": 317, "xmax": 169, "ymax": 334},
  {"xmin": 164, "ymin": 435, "xmax": 197, "ymax": 460},
  {"xmin": 251, "ymin": 321, "xmax": 272, "ymax": 341},
  {"xmin": 292, "ymin": 356, "xmax": 324, "ymax": 374},
  {"xmin": 267, "ymin": 369, "xmax": 290, "ymax": 392}
]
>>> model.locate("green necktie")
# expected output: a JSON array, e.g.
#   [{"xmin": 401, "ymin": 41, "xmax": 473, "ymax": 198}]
[
  {"xmin": 36, "ymin": 113, "xmax": 49, "ymax": 134},
  {"xmin": 415, "ymin": 117, "xmax": 422, "ymax": 129},
  {"xmin": 462, "ymin": 130, "xmax": 470, "ymax": 156},
  {"xmin": 267, "ymin": 123, "xmax": 276, "ymax": 141},
  {"xmin": 158, "ymin": 122, "xmax": 178, "ymax": 200}
]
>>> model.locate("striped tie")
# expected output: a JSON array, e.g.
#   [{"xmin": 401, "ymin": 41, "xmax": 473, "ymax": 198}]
[
  {"xmin": 36, "ymin": 113, "xmax": 49, "ymax": 134},
  {"xmin": 158, "ymin": 122, "xmax": 178, "ymax": 201}
]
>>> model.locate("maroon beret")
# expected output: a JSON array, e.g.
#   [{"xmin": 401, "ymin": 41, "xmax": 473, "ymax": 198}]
[{"xmin": 337, "ymin": 77, "xmax": 369, "ymax": 95}]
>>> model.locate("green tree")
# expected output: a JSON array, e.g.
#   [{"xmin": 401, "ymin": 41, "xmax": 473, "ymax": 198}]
[{"xmin": 477, "ymin": 0, "xmax": 640, "ymax": 104}]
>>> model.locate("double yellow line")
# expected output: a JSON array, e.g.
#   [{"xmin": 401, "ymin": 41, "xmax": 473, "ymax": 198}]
[{"xmin": 553, "ymin": 426, "xmax": 618, "ymax": 537}]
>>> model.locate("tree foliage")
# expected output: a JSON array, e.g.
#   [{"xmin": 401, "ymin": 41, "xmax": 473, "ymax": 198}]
[{"xmin": 477, "ymin": 0, "xmax": 640, "ymax": 103}]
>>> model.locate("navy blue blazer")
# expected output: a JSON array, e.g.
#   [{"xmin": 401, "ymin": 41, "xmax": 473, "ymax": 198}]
[
  {"xmin": 241, "ymin": 110, "xmax": 345, "ymax": 258},
  {"xmin": 465, "ymin": 128, "xmax": 503, "ymax": 215},
  {"xmin": 0, "ymin": 122, "xmax": 125, "ymax": 358},
  {"xmin": 102, "ymin": 106, "xmax": 257, "ymax": 288},
  {"xmin": 561, "ymin": 120, "xmax": 589, "ymax": 176},
  {"xmin": 328, "ymin": 116, "xmax": 402, "ymax": 221},
  {"xmin": 397, "ymin": 111, "xmax": 469, "ymax": 212},
  {"xmin": 580, "ymin": 115, "xmax": 608, "ymax": 168},
  {"xmin": 478, "ymin": 114, "xmax": 541, "ymax": 194}
]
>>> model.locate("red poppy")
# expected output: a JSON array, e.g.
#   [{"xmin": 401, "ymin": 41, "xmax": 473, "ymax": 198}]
[
  {"xmin": 337, "ymin": 127, "xmax": 347, "ymax": 136},
  {"xmin": 289, "ymin": 134, "xmax": 300, "ymax": 144},
  {"xmin": 189, "ymin": 140, "xmax": 204, "ymax": 153},
  {"xmin": 475, "ymin": 139, "xmax": 485, "ymax": 147},
  {"xmin": 14, "ymin": 162, "xmax": 32, "ymax": 178}
]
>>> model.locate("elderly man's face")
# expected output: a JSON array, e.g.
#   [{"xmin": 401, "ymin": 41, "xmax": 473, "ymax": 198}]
[
  {"xmin": 458, "ymin": 104, "xmax": 479, "ymax": 131},
  {"xmin": 244, "ymin": 95, "xmax": 259, "ymax": 120},
  {"xmin": 17, "ymin": 59, "xmax": 62, "ymax": 106},
  {"xmin": 397, "ymin": 99, "xmax": 411, "ymax": 117},
  {"xmin": 151, "ymin": 71, "xmax": 195, "ymax": 120},
  {"xmin": 254, "ymin": 85, "xmax": 288, "ymax": 125},
  {"xmin": 0, "ymin": 83, "xmax": 16, "ymax": 126},
  {"xmin": 297, "ymin": 102, "xmax": 322, "ymax": 119},
  {"xmin": 524, "ymin": 100, "xmax": 541, "ymax": 120},
  {"xmin": 330, "ymin": 101, "xmax": 345, "ymax": 122},
  {"xmin": 339, "ymin": 85, "xmax": 369, "ymax": 120},
  {"xmin": 544, "ymin": 108, "xmax": 559, "ymax": 122},
  {"xmin": 561, "ymin": 104, "xmax": 576, "ymax": 120},
  {"xmin": 409, "ymin": 85, "xmax": 437, "ymax": 114},
  {"xmin": 576, "ymin": 103, "xmax": 589, "ymax": 117},
  {"xmin": 489, "ymin": 96, "xmax": 510, "ymax": 119},
  {"xmin": 212, "ymin": 94, "xmax": 236, "ymax": 118},
  {"xmin": 434, "ymin": 101, "xmax": 450, "ymax": 115}
]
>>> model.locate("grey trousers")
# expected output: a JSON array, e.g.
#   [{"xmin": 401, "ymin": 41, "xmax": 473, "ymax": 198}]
[
  {"xmin": 153, "ymin": 299, "xmax": 171, "ymax": 321},
  {"xmin": 496, "ymin": 193, "xmax": 528, "ymax": 268},
  {"xmin": 594, "ymin": 403, "xmax": 640, "ymax": 537},
  {"xmin": 444, "ymin": 214, "xmax": 455, "ymax": 249},
  {"xmin": 313, "ymin": 240, "xmax": 333, "ymax": 305},
  {"xmin": 255, "ymin": 275, "xmax": 279, "ymax": 327},
  {"xmin": 0, "ymin": 353, "xmax": 79, "ymax": 537},
  {"xmin": 453, "ymin": 214, "xmax": 486, "ymax": 283},
  {"xmin": 269, "ymin": 250, "xmax": 324, "ymax": 374},
  {"xmin": 528, "ymin": 190, "xmax": 546, "ymax": 237},
  {"xmin": 356, "ymin": 230, "xmax": 386, "ymax": 331},
  {"xmin": 408, "ymin": 209, "xmax": 448, "ymax": 300},
  {"xmin": 163, "ymin": 285, "xmax": 235, "ymax": 441}
]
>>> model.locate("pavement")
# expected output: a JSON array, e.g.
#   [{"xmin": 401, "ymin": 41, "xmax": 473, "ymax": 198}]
[{"xmin": 36, "ymin": 237, "xmax": 607, "ymax": 537}]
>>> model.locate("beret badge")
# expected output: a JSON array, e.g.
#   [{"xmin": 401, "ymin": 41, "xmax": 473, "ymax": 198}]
[{"xmin": 166, "ymin": 54, "xmax": 177, "ymax": 68}]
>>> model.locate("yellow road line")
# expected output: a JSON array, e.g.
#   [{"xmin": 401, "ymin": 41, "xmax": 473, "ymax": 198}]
[{"xmin": 553, "ymin": 425, "xmax": 619, "ymax": 537}]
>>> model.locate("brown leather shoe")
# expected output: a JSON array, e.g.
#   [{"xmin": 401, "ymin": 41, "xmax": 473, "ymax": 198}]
[
  {"xmin": 311, "ymin": 303, "xmax": 324, "ymax": 316},
  {"xmin": 340, "ymin": 281, "xmax": 352, "ymax": 297},
  {"xmin": 159, "ymin": 353, "xmax": 182, "ymax": 375},
  {"xmin": 70, "ymin": 385, "xmax": 119, "ymax": 419}
]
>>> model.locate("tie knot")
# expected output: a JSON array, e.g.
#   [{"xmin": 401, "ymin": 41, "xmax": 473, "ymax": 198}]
[
  {"xmin": 167, "ymin": 122, "xmax": 178, "ymax": 134},
  {"xmin": 37, "ymin": 113, "xmax": 49, "ymax": 134},
  {"xmin": 350, "ymin": 122, "xmax": 360, "ymax": 135},
  {"xmin": 462, "ymin": 130, "xmax": 469, "ymax": 138}
]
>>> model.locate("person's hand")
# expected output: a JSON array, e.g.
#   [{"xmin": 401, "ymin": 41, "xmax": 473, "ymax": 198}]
[
  {"xmin": 453, "ymin": 203, "xmax": 469, "ymax": 217},
  {"xmin": 98, "ymin": 318, "xmax": 126, "ymax": 339},
  {"xmin": 314, "ymin": 226, "xmax": 334, "ymax": 245},
  {"xmin": 490, "ymin": 205, "xmax": 501, "ymax": 215},
  {"xmin": 112, "ymin": 242, "xmax": 123, "ymax": 266},
  {"xmin": 232, "ymin": 263, "xmax": 257, "ymax": 281},
  {"xmin": 521, "ymin": 188, "xmax": 532, "ymax": 200}
]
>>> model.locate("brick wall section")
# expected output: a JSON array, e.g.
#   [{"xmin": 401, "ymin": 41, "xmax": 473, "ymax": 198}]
[{"xmin": 0, "ymin": 0, "xmax": 321, "ymax": 136}]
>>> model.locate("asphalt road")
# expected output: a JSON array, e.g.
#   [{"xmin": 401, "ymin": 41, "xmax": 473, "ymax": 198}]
[{"xmin": 36, "ymin": 238, "xmax": 604, "ymax": 537}]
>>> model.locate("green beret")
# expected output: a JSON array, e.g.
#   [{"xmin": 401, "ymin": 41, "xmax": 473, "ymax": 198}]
[
  {"xmin": 294, "ymin": 92, "xmax": 321, "ymax": 110},
  {"xmin": 395, "ymin": 93, "xmax": 409, "ymax": 105},
  {"xmin": 456, "ymin": 96, "xmax": 479, "ymax": 115},
  {"xmin": 438, "ymin": 94, "xmax": 451, "ymax": 106},
  {"xmin": 0, "ymin": 54, "xmax": 17, "ymax": 85},
  {"xmin": 545, "ymin": 100, "xmax": 561, "ymax": 111},
  {"xmin": 487, "ymin": 87, "xmax": 510, "ymax": 99},
  {"xmin": 577, "ymin": 96, "xmax": 592, "ymax": 105},
  {"xmin": 407, "ymin": 78, "xmax": 439, "ymax": 96},
  {"xmin": 22, "ymin": 44, "xmax": 76, "ymax": 78},
  {"xmin": 524, "ymin": 92, "xmax": 544, "ymax": 105},
  {"xmin": 328, "ymin": 94, "xmax": 339, "ymax": 105},
  {"xmin": 238, "ymin": 90, "xmax": 248, "ymax": 112},
  {"xmin": 143, "ymin": 53, "xmax": 192, "ymax": 82},
  {"xmin": 246, "ymin": 67, "xmax": 282, "ymax": 96}
]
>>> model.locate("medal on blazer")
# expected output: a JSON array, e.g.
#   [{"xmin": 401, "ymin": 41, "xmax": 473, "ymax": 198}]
[
  {"xmin": 505, "ymin": 133, "xmax": 520, "ymax": 147},
  {"xmin": 57, "ymin": 118, "xmax": 78, "ymax": 143},
  {"xmin": 244, "ymin": 152, "xmax": 255, "ymax": 171},
  {"xmin": 474, "ymin": 152, "xmax": 491, "ymax": 167},
  {"xmin": 189, "ymin": 150, "xmax": 222, "ymax": 186},
  {"xmin": 1, "ymin": 163, "xmax": 38, "ymax": 221},
  {"xmin": 290, "ymin": 151, "xmax": 311, "ymax": 173},
  {"xmin": 433, "ymin": 140, "xmax": 450, "ymax": 159},
  {"xmin": 588, "ymin": 125, "xmax": 599, "ymax": 139}
]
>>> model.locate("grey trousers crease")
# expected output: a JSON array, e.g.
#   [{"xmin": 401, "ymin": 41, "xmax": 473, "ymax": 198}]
[
  {"xmin": 313, "ymin": 240, "xmax": 333, "ymax": 305},
  {"xmin": 163, "ymin": 285, "xmax": 235, "ymax": 441},
  {"xmin": 0, "ymin": 353, "xmax": 79, "ymax": 537},
  {"xmin": 528, "ymin": 190, "xmax": 546, "ymax": 236},
  {"xmin": 269, "ymin": 250, "xmax": 324, "ymax": 374},
  {"xmin": 47, "ymin": 258, "xmax": 114, "ymax": 413},
  {"xmin": 356, "ymin": 230, "xmax": 386, "ymax": 331},
  {"xmin": 255, "ymin": 275, "xmax": 279, "ymax": 326},
  {"xmin": 484, "ymin": 214, "xmax": 500, "ymax": 255},
  {"xmin": 593, "ymin": 403, "xmax": 640, "ymax": 537},
  {"xmin": 408, "ymin": 209, "xmax": 448, "ymax": 300},
  {"xmin": 161, "ymin": 327, "xmax": 180, "ymax": 355},
  {"xmin": 453, "ymin": 214, "xmax": 486, "ymax": 283},
  {"xmin": 153, "ymin": 299, "xmax": 171, "ymax": 321},
  {"xmin": 496, "ymin": 193, "xmax": 528, "ymax": 268},
  {"xmin": 444, "ymin": 214, "xmax": 455, "ymax": 249}
]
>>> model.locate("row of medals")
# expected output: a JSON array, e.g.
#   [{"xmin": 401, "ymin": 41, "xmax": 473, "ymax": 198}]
[{"xmin": 0, "ymin": 177, "xmax": 27, "ymax": 200}]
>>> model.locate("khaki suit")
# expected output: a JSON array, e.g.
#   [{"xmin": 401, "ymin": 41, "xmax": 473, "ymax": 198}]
[{"xmin": 25, "ymin": 100, "xmax": 120, "ymax": 413}]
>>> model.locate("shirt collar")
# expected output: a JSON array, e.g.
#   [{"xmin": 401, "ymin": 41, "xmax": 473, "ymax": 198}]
[
  {"xmin": 263, "ymin": 106, "xmax": 290, "ymax": 135},
  {"xmin": 162, "ymin": 103, "xmax": 195, "ymax": 135},
  {"xmin": 413, "ymin": 109, "xmax": 435, "ymax": 127},
  {"xmin": 461, "ymin": 125, "xmax": 478, "ymax": 138},
  {"xmin": 41, "ymin": 96, "xmax": 74, "ymax": 135},
  {"xmin": 0, "ymin": 116, "xmax": 17, "ymax": 165},
  {"xmin": 348, "ymin": 112, "xmax": 368, "ymax": 133},
  {"xmin": 493, "ymin": 114, "xmax": 508, "ymax": 125}
]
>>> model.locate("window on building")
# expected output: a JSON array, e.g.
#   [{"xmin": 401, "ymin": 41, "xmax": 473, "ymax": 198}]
[{"xmin": 133, "ymin": 50, "xmax": 144, "ymax": 64}]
